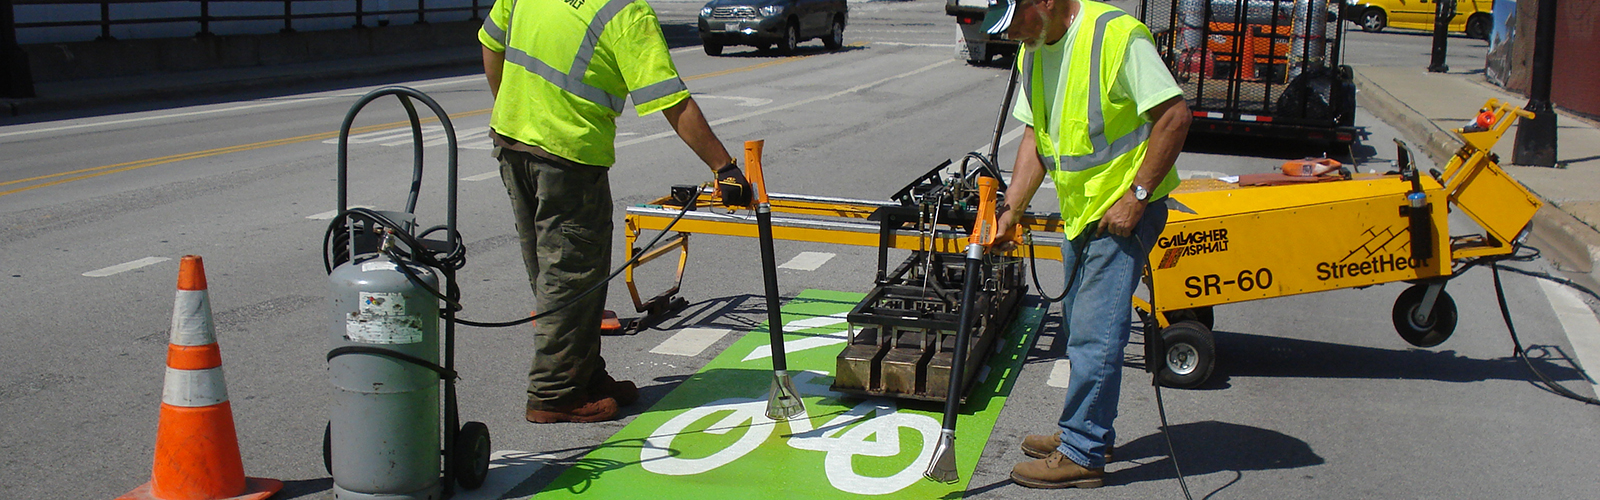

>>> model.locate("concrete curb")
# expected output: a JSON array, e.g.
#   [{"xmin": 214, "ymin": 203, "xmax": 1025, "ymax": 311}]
[{"xmin": 1353, "ymin": 67, "xmax": 1600, "ymax": 290}]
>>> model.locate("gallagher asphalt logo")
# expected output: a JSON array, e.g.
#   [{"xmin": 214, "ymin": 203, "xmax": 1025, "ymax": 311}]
[
  {"xmin": 1157, "ymin": 228, "xmax": 1229, "ymax": 269},
  {"xmin": 1315, "ymin": 225, "xmax": 1429, "ymax": 281}
]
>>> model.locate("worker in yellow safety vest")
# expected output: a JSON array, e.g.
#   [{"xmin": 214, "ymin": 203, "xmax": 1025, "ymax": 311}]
[
  {"xmin": 985, "ymin": 0, "xmax": 1192, "ymax": 489},
  {"xmin": 480, "ymin": 0, "xmax": 750, "ymax": 424}
]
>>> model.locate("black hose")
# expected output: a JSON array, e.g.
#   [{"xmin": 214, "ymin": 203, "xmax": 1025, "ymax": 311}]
[
  {"xmin": 1136, "ymin": 233, "xmax": 1193, "ymax": 500},
  {"xmin": 1490, "ymin": 260, "xmax": 1600, "ymax": 406},
  {"xmin": 325, "ymin": 188, "xmax": 705, "ymax": 329}
]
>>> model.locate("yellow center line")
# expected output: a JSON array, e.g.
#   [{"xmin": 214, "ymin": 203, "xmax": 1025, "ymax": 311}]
[{"xmin": 1, "ymin": 54, "xmax": 815, "ymax": 198}]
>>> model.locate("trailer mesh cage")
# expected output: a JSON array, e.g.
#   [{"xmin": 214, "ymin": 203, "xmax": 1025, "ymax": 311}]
[{"xmin": 1137, "ymin": 0, "xmax": 1353, "ymax": 130}]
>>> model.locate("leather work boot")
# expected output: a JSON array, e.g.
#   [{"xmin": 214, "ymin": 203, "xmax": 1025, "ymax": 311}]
[
  {"xmin": 526, "ymin": 394, "xmax": 620, "ymax": 424},
  {"xmin": 1010, "ymin": 450, "xmax": 1105, "ymax": 489},
  {"xmin": 1020, "ymin": 431, "xmax": 1113, "ymax": 462},
  {"xmin": 593, "ymin": 372, "xmax": 639, "ymax": 407}
]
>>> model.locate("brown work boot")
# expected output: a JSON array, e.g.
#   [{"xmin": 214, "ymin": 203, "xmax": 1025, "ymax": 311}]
[
  {"xmin": 1010, "ymin": 450, "xmax": 1105, "ymax": 489},
  {"xmin": 1020, "ymin": 431, "xmax": 1113, "ymax": 462},
  {"xmin": 525, "ymin": 394, "xmax": 620, "ymax": 424},
  {"xmin": 592, "ymin": 372, "xmax": 639, "ymax": 407}
]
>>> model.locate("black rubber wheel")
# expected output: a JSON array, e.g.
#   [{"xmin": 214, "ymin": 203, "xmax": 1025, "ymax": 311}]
[
  {"xmin": 824, "ymin": 17, "xmax": 844, "ymax": 50},
  {"xmin": 778, "ymin": 22, "xmax": 799, "ymax": 54},
  {"xmin": 703, "ymin": 41, "xmax": 723, "ymax": 56},
  {"xmin": 1391, "ymin": 285, "xmax": 1457, "ymax": 347},
  {"xmin": 1158, "ymin": 320, "xmax": 1215, "ymax": 389},
  {"xmin": 1361, "ymin": 8, "xmax": 1386, "ymax": 33},
  {"xmin": 323, "ymin": 422, "xmax": 332, "ymax": 476},
  {"xmin": 454, "ymin": 421, "xmax": 492, "ymax": 489},
  {"xmin": 1465, "ymin": 14, "xmax": 1491, "ymax": 40}
]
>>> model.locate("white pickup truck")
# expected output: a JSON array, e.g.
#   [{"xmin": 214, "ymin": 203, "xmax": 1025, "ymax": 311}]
[{"xmin": 945, "ymin": 0, "xmax": 1014, "ymax": 65}]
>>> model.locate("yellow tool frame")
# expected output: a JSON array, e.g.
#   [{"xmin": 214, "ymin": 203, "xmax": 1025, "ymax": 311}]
[{"xmin": 621, "ymin": 99, "xmax": 1541, "ymax": 388}]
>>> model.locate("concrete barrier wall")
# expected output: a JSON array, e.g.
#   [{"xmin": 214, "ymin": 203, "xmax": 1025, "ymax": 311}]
[{"xmin": 23, "ymin": 18, "xmax": 482, "ymax": 82}]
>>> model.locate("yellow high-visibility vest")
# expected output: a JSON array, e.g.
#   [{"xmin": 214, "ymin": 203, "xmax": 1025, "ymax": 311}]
[
  {"xmin": 1019, "ymin": 0, "xmax": 1179, "ymax": 239},
  {"xmin": 479, "ymin": 0, "xmax": 688, "ymax": 167}
]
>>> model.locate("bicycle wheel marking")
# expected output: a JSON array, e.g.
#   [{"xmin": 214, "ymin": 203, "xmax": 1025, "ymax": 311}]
[{"xmin": 534, "ymin": 290, "xmax": 1045, "ymax": 499}]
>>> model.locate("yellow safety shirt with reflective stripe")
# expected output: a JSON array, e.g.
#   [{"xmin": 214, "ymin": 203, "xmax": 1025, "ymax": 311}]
[
  {"xmin": 1014, "ymin": 0, "xmax": 1180, "ymax": 240},
  {"xmin": 479, "ymin": 0, "xmax": 689, "ymax": 167}
]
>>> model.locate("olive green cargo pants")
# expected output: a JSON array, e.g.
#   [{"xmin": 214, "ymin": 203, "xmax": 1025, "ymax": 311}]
[{"xmin": 496, "ymin": 148, "xmax": 612, "ymax": 411}]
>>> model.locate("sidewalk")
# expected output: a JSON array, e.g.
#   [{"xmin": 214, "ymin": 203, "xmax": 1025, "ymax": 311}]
[{"xmin": 1354, "ymin": 66, "xmax": 1600, "ymax": 284}]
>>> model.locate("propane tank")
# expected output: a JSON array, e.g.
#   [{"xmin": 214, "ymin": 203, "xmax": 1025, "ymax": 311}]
[
  {"xmin": 1288, "ymin": 0, "xmax": 1330, "ymax": 82},
  {"xmin": 328, "ymin": 251, "xmax": 443, "ymax": 500}
]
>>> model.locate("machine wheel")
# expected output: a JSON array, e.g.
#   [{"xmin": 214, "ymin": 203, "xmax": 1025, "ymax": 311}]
[
  {"xmin": 322, "ymin": 422, "xmax": 333, "ymax": 476},
  {"xmin": 703, "ymin": 40, "xmax": 723, "ymax": 56},
  {"xmin": 1465, "ymin": 14, "xmax": 1491, "ymax": 40},
  {"xmin": 1391, "ymin": 285, "xmax": 1457, "ymax": 348},
  {"xmin": 454, "ymin": 421, "xmax": 492, "ymax": 489},
  {"xmin": 1158, "ymin": 320, "xmax": 1215, "ymax": 389},
  {"xmin": 778, "ymin": 21, "xmax": 800, "ymax": 54},
  {"xmin": 1361, "ymin": 8, "xmax": 1386, "ymax": 33},
  {"xmin": 824, "ymin": 17, "xmax": 845, "ymax": 50}
]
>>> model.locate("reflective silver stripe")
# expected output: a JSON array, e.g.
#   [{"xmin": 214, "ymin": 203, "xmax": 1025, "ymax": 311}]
[
  {"xmin": 1041, "ymin": 122, "xmax": 1149, "ymax": 171},
  {"xmin": 169, "ymin": 289, "xmax": 216, "ymax": 347},
  {"xmin": 483, "ymin": 15, "xmax": 507, "ymax": 46},
  {"xmin": 569, "ymin": 0, "xmax": 635, "ymax": 78},
  {"xmin": 1044, "ymin": 10, "xmax": 1141, "ymax": 173},
  {"xmin": 632, "ymin": 77, "xmax": 687, "ymax": 106},
  {"xmin": 504, "ymin": 45, "xmax": 626, "ymax": 112},
  {"xmin": 163, "ymin": 367, "xmax": 229, "ymax": 407}
]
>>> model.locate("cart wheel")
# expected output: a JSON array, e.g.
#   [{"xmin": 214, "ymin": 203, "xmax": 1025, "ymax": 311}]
[
  {"xmin": 454, "ymin": 421, "xmax": 491, "ymax": 490},
  {"xmin": 1164, "ymin": 307, "xmax": 1214, "ymax": 331},
  {"xmin": 1391, "ymin": 285, "xmax": 1456, "ymax": 348},
  {"xmin": 1158, "ymin": 320, "xmax": 1215, "ymax": 389},
  {"xmin": 323, "ymin": 422, "xmax": 332, "ymax": 476}
]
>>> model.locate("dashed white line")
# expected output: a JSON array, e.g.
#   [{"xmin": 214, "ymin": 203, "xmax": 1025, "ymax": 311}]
[
  {"xmin": 1537, "ymin": 279, "xmax": 1600, "ymax": 392},
  {"xmin": 83, "ymin": 257, "xmax": 170, "ymax": 277},
  {"xmin": 651, "ymin": 328, "xmax": 734, "ymax": 357},
  {"xmin": 464, "ymin": 171, "xmax": 501, "ymax": 182},
  {"xmin": 450, "ymin": 450, "xmax": 552, "ymax": 500},
  {"xmin": 1046, "ymin": 359, "xmax": 1072, "ymax": 388},
  {"xmin": 305, "ymin": 206, "xmax": 373, "ymax": 220},
  {"xmin": 743, "ymin": 312, "xmax": 852, "ymax": 362},
  {"xmin": 778, "ymin": 252, "xmax": 835, "ymax": 271}
]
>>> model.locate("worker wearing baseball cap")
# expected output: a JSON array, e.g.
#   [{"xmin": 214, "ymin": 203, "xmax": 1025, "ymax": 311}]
[{"xmin": 986, "ymin": 0, "xmax": 1191, "ymax": 489}]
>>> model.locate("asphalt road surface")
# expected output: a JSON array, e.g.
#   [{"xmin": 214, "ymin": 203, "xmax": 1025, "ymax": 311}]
[{"xmin": 2, "ymin": 1, "xmax": 1597, "ymax": 499}]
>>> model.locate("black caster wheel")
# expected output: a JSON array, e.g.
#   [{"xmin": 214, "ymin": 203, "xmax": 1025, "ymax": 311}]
[
  {"xmin": 1158, "ymin": 320, "xmax": 1215, "ymax": 389},
  {"xmin": 454, "ymin": 421, "xmax": 492, "ymax": 490},
  {"xmin": 1391, "ymin": 284, "xmax": 1456, "ymax": 347}
]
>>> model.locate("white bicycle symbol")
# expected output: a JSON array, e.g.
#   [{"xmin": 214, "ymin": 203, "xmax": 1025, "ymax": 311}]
[{"xmin": 640, "ymin": 371, "xmax": 943, "ymax": 495}]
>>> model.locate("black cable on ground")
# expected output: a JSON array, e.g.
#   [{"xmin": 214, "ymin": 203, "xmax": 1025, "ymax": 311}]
[
  {"xmin": 1136, "ymin": 231, "xmax": 1193, "ymax": 500},
  {"xmin": 1490, "ymin": 260, "xmax": 1600, "ymax": 406}
]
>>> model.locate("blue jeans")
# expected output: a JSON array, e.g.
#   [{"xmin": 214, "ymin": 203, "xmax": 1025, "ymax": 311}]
[{"xmin": 1054, "ymin": 201, "xmax": 1168, "ymax": 469}]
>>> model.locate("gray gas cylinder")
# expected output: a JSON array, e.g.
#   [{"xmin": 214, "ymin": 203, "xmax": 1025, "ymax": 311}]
[{"xmin": 328, "ymin": 255, "xmax": 443, "ymax": 500}]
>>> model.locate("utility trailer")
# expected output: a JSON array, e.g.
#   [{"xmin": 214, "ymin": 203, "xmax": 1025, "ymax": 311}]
[{"xmin": 1138, "ymin": 0, "xmax": 1359, "ymax": 148}]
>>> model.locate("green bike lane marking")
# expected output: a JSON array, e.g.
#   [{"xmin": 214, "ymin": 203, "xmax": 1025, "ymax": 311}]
[{"xmin": 533, "ymin": 289, "xmax": 1046, "ymax": 499}]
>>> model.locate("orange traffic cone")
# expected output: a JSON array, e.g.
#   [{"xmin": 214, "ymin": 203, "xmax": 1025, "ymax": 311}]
[{"xmin": 119, "ymin": 256, "xmax": 282, "ymax": 500}]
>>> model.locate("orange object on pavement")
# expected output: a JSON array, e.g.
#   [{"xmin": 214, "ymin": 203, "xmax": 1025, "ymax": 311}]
[
  {"xmin": 118, "ymin": 256, "xmax": 282, "ymax": 500},
  {"xmin": 1280, "ymin": 157, "xmax": 1342, "ymax": 177}
]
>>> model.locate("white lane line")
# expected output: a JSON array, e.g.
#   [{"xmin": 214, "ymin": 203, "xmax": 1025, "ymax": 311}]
[
  {"xmin": 450, "ymin": 450, "xmax": 552, "ymax": 500},
  {"xmin": 863, "ymin": 41, "xmax": 959, "ymax": 48},
  {"xmin": 305, "ymin": 205, "xmax": 373, "ymax": 220},
  {"xmin": 778, "ymin": 252, "xmax": 834, "ymax": 271},
  {"xmin": 650, "ymin": 328, "xmax": 733, "ymax": 357},
  {"xmin": 1537, "ymin": 279, "xmax": 1600, "ymax": 390},
  {"xmin": 969, "ymin": 126, "xmax": 1026, "ymax": 159},
  {"xmin": 464, "ymin": 171, "xmax": 501, "ymax": 182},
  {"xmin": 83, "ymin": 257, "xmax": 170, "ymax": 277},
  {"xmin": 1046, "ymin": 359, "xmax": 1072, "ymax": 388},
  {"xmin": 743, "ymin": 312, "xmax": 852, "ymax": 362},
  {"xmin": 0, "ymin": 97, "xmax": 335, "ymax": 140},
  {"xmin": 616, "ymin": 59, "xmax": 957, "ymax": 149}
]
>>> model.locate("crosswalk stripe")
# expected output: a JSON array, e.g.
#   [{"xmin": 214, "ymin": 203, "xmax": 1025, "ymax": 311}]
[
  {"xmin": 83, "ymin": 257, "xmax": 170, "ymax": 277},
  {"xmin": 778, "ymin": 252, "xmax": 834, "ymax": 271},
  {"xmin": 651, "ymin": 328, "xmax": 733, "ymax": 357},
  {"xmin": 450, "ymin": 450, "xmax": 552, "ymax": 500},
  {"xmin": 1047, "ymin": 359, "xmax": 1072, "ymax": 388}
]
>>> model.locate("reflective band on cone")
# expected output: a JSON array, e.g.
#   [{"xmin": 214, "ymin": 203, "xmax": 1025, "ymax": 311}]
[{"xmin": 118, "ymin": 255, "xmax": 281, "ymax": 500}]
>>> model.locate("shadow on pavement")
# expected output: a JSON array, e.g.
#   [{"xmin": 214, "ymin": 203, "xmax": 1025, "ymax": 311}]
[{"xmin": 1109, "ymin": 420, "xmax": 1323, "ymax": 495}]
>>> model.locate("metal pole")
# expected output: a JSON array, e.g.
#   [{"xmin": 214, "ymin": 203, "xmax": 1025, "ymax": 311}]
[
  {"xmin": 282, "ymin": 0, "xmax": 294, "ymax": 33},
  {"xmin": 197, "ymin": 0, "xmax": 212, "ymax": 37},
  {"xmin": 1513, "ymin": 0, "xmax": 1558, "ymax": 167},
  {"xmin": 1426, "ymin": 0, "xmax": 1453, "ymax": 73},
  {"xmin": 98, "ymin": 1, "xmax": 113, "ymax": 40}
]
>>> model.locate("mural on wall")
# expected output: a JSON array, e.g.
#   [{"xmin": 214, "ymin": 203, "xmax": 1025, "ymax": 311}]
[{"xmin": 1485, "ymin": 0, "xmax": 1516, "ymax": 87}]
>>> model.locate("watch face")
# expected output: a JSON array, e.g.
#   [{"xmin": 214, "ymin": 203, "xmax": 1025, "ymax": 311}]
[{"xmin": 1133, "ymin": 185, "xmax": 1149, "ymax": 201}]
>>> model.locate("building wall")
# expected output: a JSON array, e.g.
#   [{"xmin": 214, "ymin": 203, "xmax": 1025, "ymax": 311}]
[{"xmin": 1550, "ymin": 0, "xmax": 1598, "ymax": 118}]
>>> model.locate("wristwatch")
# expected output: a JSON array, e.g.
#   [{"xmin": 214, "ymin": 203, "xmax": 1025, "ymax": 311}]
[{"xmin": 1130, "ymin": 184, "xmax": 1150, "ymax": 202}]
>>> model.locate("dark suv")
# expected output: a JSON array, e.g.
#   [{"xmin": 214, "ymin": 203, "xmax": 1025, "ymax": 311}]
[{"xmin": 697, "ymin": 0, "xmax": 848, "ymax": 55}]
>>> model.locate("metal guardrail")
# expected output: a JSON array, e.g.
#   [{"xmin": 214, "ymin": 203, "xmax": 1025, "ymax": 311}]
[{"xmin": 13, "ymin": 0, "xmax": 486, "ymax": 41}]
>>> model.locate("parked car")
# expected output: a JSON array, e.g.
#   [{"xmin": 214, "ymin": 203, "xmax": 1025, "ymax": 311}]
[
  {"xmin": 698, "ymin": 0, "xmax": 848, "ymax": 55},
  {"xmin": 1343, "ymin": 0, "xmax": 1492, "ymax": 39}
]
